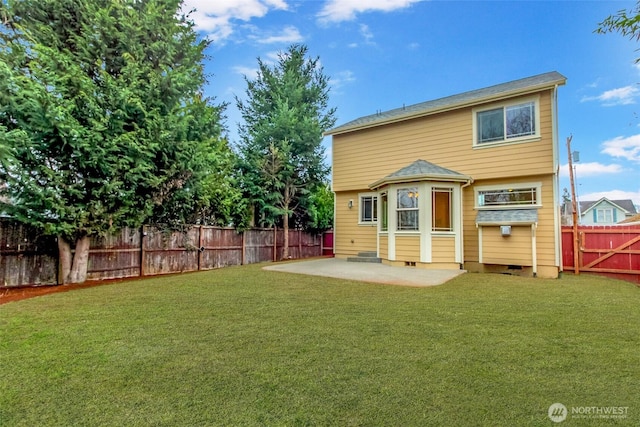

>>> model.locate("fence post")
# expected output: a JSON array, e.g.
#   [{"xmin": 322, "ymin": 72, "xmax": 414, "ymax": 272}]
[
  {"xmin": 140, "ymin": 225, "xmax": 146, "ymax": 277},
  {"xmin": 241, "ymin": 231, "xmax": 246, "ymax": 265},
  {"xmin": 56, "ymin": 236, "xmax": 64, "ymax": 285},
  {"xmin": 198, "ymin": 225, "xmax": 204, "ymax": 271},
  {"xmin": 273, "ymin": 227, "xmax": 277, "ymax": 262}
]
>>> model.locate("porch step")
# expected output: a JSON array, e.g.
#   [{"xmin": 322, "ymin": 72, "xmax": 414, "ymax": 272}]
[{"xmin": 347, "ymin": 251, "xmax": 382, "ymax": 263}]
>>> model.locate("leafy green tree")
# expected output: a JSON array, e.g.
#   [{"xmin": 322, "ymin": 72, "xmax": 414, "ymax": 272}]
[
  {"xmin": 305, "ymin": 182, "xmax": 334, "ymax": 234},
  {"xmin": 0, "ymin": 0, "xmax": 226, "ymax": 283},
  {"xmin": 237, "ymin": 44, "xmax": 336, "ymax": 258},
  {"xmin": 596, "ymin": 2, "xmax": 640, "ymax": 61},
  {"xmin": 149, "ymin": 97, "xmax": 248, "ymax": 228}
]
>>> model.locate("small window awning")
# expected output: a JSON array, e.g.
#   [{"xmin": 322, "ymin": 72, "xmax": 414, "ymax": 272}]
[{"xmin": 476, "ymin": 209, "xmax": 538, "ymax": 226}]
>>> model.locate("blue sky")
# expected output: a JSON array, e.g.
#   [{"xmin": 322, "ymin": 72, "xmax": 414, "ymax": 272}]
[{"xmin": 183, "ymin": 0, "xmax": 640, "ymax": 208}]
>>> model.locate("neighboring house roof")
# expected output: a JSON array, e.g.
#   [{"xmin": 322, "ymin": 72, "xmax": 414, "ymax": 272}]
[
  {"xmin": 579, "ymin": 198, "xmax": 637, "ymax": 216},
  {"xmin": 476, "ymin": 209, "xmax": 538, "ymax": 226},
  {"xmin": 618, "ymin": 213, "xmax": 640, "ymax": 224},
  {"xmin": 369, "ymin": 159, "xmax": 472, "ymax": 190},
  {"xmin": 325, "ymin": 71, "xmax": 567, "ymax": 136}
]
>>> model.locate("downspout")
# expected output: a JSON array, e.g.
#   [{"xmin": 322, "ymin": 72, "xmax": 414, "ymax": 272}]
[{"xmin": 552, "ymin": 84, "xmax": 563, "ymax": 273}]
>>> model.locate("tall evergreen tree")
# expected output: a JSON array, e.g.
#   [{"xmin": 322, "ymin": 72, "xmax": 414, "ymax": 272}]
[
  {"xmin": 237, "ymin": 44, "xmax": 336, "ymax": 258},
  {"xmin": 0, "ymin": 0, "xmax": 227, "ymax": 283}
]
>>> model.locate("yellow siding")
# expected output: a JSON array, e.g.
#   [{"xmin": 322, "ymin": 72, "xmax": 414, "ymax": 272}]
[
  {"xmin": 395, "ymin": 235, "xmax": 420, "ymax": 262},
  {"xmin": 333, "ymin": 91, "xmax": 555, "ymax": 192},
  {"xmin": 379, "ymin": 235, "xmax": 388, "ymax": 259},
  {"xmin": 332, "ymin": 87, "xmax": 560, "ymax": 277},
  {"xmin": 432, "ymin": 236, "xmax": 456, "ymax": 263},
  {"xmin": 334, "ymin": 191, "xmax": 377, "ymax": 257},
  {"xmin": 482, "ymin": 226, "xmax": 533, "ymax": 265},
  {"xmin": 462, "ymin": 174, "xmax": 557, "ymax": 268}
]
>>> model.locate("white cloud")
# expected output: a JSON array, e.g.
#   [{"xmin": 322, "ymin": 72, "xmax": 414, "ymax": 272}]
[
  {"xmin": 359, "ymin": 24, "xmax": 375, "ymax": 45},
  {"xmin": 317, "ymin": 0, "xmax": 420, "ymax": 23},
  {"xmin": 254, "ymin": 25, "xmax": 303, "ymax": 44},
  {"xmin": 559, "ymin": 162, "xmax": 624, "ymax": 178},
  {"xmin": 330, "ymin": 70, "xmax": 356, "ymax": 90},
  {"xmin": 601, "ymin": 135, "xmax": 640, "ymax": 162},
  {"xmin": 181, "ymin": 0, "xmax": 288, "ymax": 42},
  {"xmin": 579, "ymin": 189, "xmax": 640, "ymax": 208},
  {"xmin": 232, "ymin": 65, "xmax": 259, "ymax": 79},
  {"xmin": 581, "ymin": 85, "xmax": 640, "ymax": 106}
]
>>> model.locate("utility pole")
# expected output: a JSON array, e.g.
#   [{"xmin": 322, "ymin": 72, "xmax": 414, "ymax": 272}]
[{"xmin": 567, "ymin": 135, "xmax": 579, "ymax": 275}]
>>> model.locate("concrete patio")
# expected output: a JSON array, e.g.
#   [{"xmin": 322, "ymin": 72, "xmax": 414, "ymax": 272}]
[{"xmin": 263, "ymin": 257, "xmax": 465, "ymax": 287}]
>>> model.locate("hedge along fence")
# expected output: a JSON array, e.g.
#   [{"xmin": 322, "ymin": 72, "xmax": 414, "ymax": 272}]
[{"xmin": 0, "ymin": 219, "xmax": 324, "ymax": 288}]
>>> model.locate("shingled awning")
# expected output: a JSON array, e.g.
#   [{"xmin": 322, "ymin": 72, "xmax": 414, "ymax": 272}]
[
  {"xmin": 475, "ymin": 209, "xmax": 538, "ymax": 226},
  {"xmin": 369, "ymin": 159, "xmax": 472, "ymax": 190}
]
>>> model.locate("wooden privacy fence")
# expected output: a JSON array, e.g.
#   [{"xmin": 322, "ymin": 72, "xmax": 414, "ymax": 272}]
[
  {"xmin": 0, "ymin": 219, "xmax": 327, "ymax": 288},
  {"xmin": 561, "ymin": 225, "xmax": 640, "ymax": 284}
]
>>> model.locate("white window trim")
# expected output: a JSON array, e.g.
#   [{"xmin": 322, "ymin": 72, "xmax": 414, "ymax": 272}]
[
  {"xmin": 432, "ymin": 186, "xmax": 454, "ymax": 233},
  {"xmin": 596, "ymin": 208, "xmax": 613, "ymax": 223},
  {"xmin": 472, "ymin": 95, "xmax": 541, "ymax": 148},
  {"xmin": 358, "ymin": 192, "xmax": 378, "ymax": 225},
  {"xmin": 378, "ymin": 191, "xmax": 389, "ymax": 234},
  {"xmin": 474, "ymin": 182, "xmax": 542, "ymax": 210},
  {"xmin": 396, "ymin": 186, "xmax": 420, "ymax": 232}
]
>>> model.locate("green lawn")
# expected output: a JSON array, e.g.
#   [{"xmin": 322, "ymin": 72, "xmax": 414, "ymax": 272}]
[{"xmin": 1, "ymin": 264, "xmax": 638, "ymax": 426}]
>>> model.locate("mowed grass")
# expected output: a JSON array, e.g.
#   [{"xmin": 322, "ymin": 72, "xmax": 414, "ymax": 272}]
[{"xmin": 1, "ymin": 264, "xmax": 639, "ymax": 426}]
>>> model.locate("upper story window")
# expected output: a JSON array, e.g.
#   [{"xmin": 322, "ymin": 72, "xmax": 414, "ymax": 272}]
[
  {"xmin": 596, "ymin": 208, "xmax": 613, "ymax": 223},
  {"xmin": 397, "ymin": 187, "xmax": 419, "ymax": 231},
  {"xmin": 474, "ymin": 98, "xmax": 539, "ymax": 146},
  {"xmin": 359, "ymin": 194, "xmax": 377, "ymax": 224},
  {"xmin": 476, "ymin": 183, "xmax": 541, "ymax": 209}
]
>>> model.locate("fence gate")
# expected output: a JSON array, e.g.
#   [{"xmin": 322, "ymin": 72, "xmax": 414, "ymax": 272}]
[{"xmin": 561, "ymin": 225, "xmax": 640, "ymax": 283}]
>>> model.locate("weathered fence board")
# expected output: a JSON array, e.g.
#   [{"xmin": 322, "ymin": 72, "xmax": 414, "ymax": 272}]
[
  {"xmin": 199, "ymin": 227, "xmax": 243, "ymax": 270},
  {"xmin": 87, "ymin": 228, "xmax": 142, "ymax": 281},
  {"xmin": 0, "ymin": 221, "xmax": 327, "ymax": 288},
  {"xmin": 562, "ymin": 225, "xmax": 640, "ymax": 284},
  {"xmin": 0, "ymin": 219, "xmax": 57, "ymax": 287},
  {"xmin": 245, "ymin": 229, "xmax": 276, "ymax": 265}
]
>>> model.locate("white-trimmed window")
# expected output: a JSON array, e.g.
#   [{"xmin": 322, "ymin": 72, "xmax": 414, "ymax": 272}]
[
  {"xmin": 475, "ymin": 183, "xmax": 541, "ymax": 209},
  {"xmin": 596, "ymin": 208, "xmax": 613, "ymax": 223},
  {"xmin": 397, "ymin": 187, "xmax": 419, "ymax": 231},
  {"xmin": 359, "ymin": 194, "xmax": 377, "ymax": 224},
  {"xmin": 474, "ymin": 98, "xmax": 539, "ymax": 146},
  {"xmin": 380, "ymin": 192, "xmax": 388, "ymax": 232},
  {"xmin": 432, "ymin": 187, "xmax": 453, "ymax": 232}
]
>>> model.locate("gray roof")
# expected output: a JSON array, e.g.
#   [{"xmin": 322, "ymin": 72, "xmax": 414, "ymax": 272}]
[
  {"xmin": 476, "ymin": 209, "xmax": 538, "ymax": 225},
  {"xmin": 369, "ymin": 159, "xmax": 471, "ymax": 189},
  {"xmin": 326, "ymin": 71, "xmax": 566, "ymax": 135},
  {"xmin": 580, "ymin": 198, "xmax": 637, "ymax": 215}
]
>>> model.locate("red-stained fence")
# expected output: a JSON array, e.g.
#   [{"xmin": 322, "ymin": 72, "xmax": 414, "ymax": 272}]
[
  {"xmin": 322, "ymin": 230, "xmax": 334, "ymax": 256},
  {"xmin": 0, "ymin": 220, "xmax": 326, "ymax": 288},
  {"xmin": 561, "ymin": 225, "xmax": 640, "ymax": 284}
]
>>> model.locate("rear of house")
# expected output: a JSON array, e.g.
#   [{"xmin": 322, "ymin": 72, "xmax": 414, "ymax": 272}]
[{"xmin": 327, "ymin": 72, "xmax": 566, "ymax": 278}]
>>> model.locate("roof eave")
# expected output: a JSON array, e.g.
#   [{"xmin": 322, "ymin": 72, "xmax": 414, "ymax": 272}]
[
  {"xmin": 476, "ymin": 220, "xmax": 538, "ymax": 226},
  {"xmin": 369, "ymin": 173, "xmax": 472, "ymax": 190},
  {"xmin": 325, "ymin": 77, "xmax": 566, "ymax": 137}
]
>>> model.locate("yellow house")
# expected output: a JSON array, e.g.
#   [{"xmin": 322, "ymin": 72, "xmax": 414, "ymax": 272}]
[{"xmin": 326, "ymin": 72, "xmax": 567, "ymax": 278}]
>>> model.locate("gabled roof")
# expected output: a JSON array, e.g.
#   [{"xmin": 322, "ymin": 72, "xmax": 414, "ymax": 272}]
[
  {"xmin": 580, "ymin": 198, "xmax": 637, "ymax": 215},
  {"xmin": 369, "ymin": 159, "xmax": 472, "ymax": 190},
  {"xmin": 326, "ymin": 71, "xmax": 567, "ymax": 136}
]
